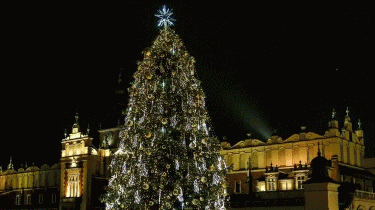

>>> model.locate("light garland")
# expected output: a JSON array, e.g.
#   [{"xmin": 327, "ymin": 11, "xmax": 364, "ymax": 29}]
[{"xmin": 102, "ymin": 22, "xmax": 228, "ymax": 210}]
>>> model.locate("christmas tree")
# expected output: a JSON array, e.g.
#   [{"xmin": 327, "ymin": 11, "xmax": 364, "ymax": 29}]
[{"xmin": 103, "ymin": 6, "xmax": 228, "ymax": 209}]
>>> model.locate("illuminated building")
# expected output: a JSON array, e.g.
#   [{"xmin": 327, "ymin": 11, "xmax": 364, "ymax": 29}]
[
  {"xmin": 221, "ymin": 108, "xmax": 375, "ymax": 209},
  {"xmin": 1, "ymin": 109, "xmax": 375, "ymax": 209}
]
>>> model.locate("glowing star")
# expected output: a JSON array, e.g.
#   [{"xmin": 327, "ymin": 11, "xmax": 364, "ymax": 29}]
[{"xmin": 155, "ymin": 5, "xmax": 175, "ymax": 28}]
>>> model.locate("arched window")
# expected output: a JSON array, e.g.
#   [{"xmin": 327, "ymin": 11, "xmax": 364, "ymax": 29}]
[
  {"xmin": 51, "ymin": 192, "xmax": 56, "ymax": 203},
  {"xmin": 39, "ymin": 194, "xmax": 43, "ymax": 204},
  {"xmin": 16, "ymin": 195, "xmax": 21, "ymax": 205}
]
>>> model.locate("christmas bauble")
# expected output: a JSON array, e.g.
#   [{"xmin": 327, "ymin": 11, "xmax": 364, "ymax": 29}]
[
  {"xmin": 146, "ymin": 74, "xmax": 152, "ymax": 79},
  {"xmin": 145, "ymin": 131, "xmax": 152, "ymax": 138},
  {"xmin": 200, "ymin": 197, "xmax": 204, "ymax": 201},
  {"xmin": 202, "ymin": 138, "xmax": 207, "ymax": 144},
  {"xmin": 192, "ymin": 199, "xmax": 199, "ymax": 205},
  {"xmin": 201, "ymin": 177, "xmax": 207, "ymax": 183},
  {"xmin": 173, "ymin": 189, "xmax": 179, "ymax": 196},
  {"xmin": 160, "ymin": 184, "xmax": 164, "ymax": 189},
  {"xmin": 121, "ymin": 204, "xmax": 124, "ymax": 208},
  {"xmin": 162, "ymin": 172, "xmax": 167, "ymax": 177},
  {"xmin": 143, "ymin": 183, "xmax": 149, "ymax": 190},
  {"xmin": 222, "ymin": 182, "xmax": 227, "ymax": 188},
  {"xmin": 146, "ymin": 51, "xmax": 151, "ymax": 56},
  {"xmin": 161, "ymin": 118, "xmax": 168, "ymax": 125},
  {"xmin": 189, "ymin": 143, "xmax": 195, "ymax": 149},
  {"xmin": 166, "ymin": 164, "xmax": 170, "ymax": 169},
  {"xmin": 150, "ymin": 201, "xmax": 154, "ymax": 206},
  {"xmin": 127, "ymin": 121, "xmax": 133, "ymax": 127},
  {"xmin": 148, "ymin": 94, "xmax": 154, "ymax": 99}
]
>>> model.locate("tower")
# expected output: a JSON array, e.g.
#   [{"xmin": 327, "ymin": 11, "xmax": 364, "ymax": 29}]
[{"xmin": 60, "ymin": 113, "xmax": 99, "ymax": 210}]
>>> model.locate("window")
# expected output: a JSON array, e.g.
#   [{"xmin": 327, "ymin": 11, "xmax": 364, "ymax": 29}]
[
  {"xmin": 67, "ymin": 174, "xmax": 79, "ymax": 197},
  {"xmin": 39, "ymin": 194, "xmax": 43, "ymax": 204},
  {"xmin": 235, "ymin": 181, "xmax": 241, "ymax": 193},
  {"xmin": 52, "ymin": 193, "xmax": 57, "ymax": 203},
  {"xmin": 268, "ymin": 178, "xmax": 276, "ymax": 191},
  {"xmin": 297, "ymin": 176, "xmax": 305, "ymax": 189},
  {"xmin": 26, "ymin": 194, "xmax": 31, "ymax": 204},
  {"xmin": 16, "ymin": 195, "xmax": 21, "ymax": 205}
]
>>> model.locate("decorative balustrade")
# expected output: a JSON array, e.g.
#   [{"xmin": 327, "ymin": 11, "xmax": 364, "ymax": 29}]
[{"xmin": 355, "ymin": 190, "xmax": 375, "ymax": 200}]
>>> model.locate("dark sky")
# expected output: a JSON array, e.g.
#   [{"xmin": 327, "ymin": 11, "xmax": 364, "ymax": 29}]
[{"xmin": 1, "ymin": 2, "xmax": 374, "ymax": 169}]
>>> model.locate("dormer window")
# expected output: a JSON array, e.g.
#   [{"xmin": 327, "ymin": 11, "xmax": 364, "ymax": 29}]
[
  {"xmin": 297, "ymin": 176, "xmax": 305, "ymax": 189},
  {"xmin": 268, "ymin": 178, "xmax": 276, "ymax": 191}
]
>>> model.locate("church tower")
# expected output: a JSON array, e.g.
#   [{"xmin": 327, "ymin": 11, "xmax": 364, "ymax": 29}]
[{"xmin": 60, "ymin": 113, "xmax": 99, "ymax": 210}]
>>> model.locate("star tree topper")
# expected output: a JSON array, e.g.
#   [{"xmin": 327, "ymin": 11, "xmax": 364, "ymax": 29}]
[{"xmin": 155, "ymin": 5, "xmax": 175, "ymax": 28}]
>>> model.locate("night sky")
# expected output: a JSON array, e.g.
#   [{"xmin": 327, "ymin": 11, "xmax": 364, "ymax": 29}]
[{"xmin": 1, "ymin": 2, "xmax": 374, "ymax": 169}]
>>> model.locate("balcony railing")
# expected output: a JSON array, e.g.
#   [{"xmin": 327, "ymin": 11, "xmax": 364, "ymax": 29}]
[
  {"xmin": 354, "ymin": 190, "xmax": 375, "ymax": 200},
  {"xmin": 61, "ymin": 197, "xmax": 81, "ymax": 203}
]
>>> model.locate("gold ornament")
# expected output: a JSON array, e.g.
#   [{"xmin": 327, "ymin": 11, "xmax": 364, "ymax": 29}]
[
  {"xmin": 143, "ymin": 183, "xmax": 149, "ymax": 190},
  {"xmin": 147, "ymin": 151, "xmax": 152, "ymax": 155},
  {"xmin": 192, "ymin": 198, "xmax": 199, "ymax": 205},
  {"xmin": 121, "ymin": 203, "xmax": 125, "ymax": 208},
  {"xmin": 189, "ymin": 142, "xmax": 195, "ymax": 149},
  {"xmin": 161, "ymin": 118, "xmax": 168, "ymax": 125},
  {"xmin": 127, "ymin": 121, "xmax": 133, "ymax": 127},
  {"xmin": 162, "ymin": 145, "xmax": 166, "ymax": 149},
  {"xmin": 160, "ymin": 184, "xmax": 164, "ymax": 189},
  {"xmin": 200, "ymin": 197, "xmax": 204, "ymax": 201},
  {"xmin": 149, "ymin": 201, "xmax": 154, "ymax": 206},
  {"xmin": 162, "ymin": 172, "xmax": 167, "ymax": 177},
  {"xmin": 192, "ymin": 123, "xmax": 197, "ymax": 128},
  {"xmin": 145, "ymin": 131, "xmax": 152, "ymax": 138},
  {"xmin": 166, "ymin": 203, "xmax": 171, "ymax": 208},
  {"xmin": 202, "ymin": 138, "xmax": 207, "ymax": 144},
  {"xmin": 223, "ymin": 190, "xmax": 228, "ymax": 196},
  {"xmin": 146, "ymin": 74, "xmax": 153, "ymax": 80},
  {"xmin": 222, "ymin": 182, "xmax": 227, "ymax": 188},
  {"xmin": 201, "ymin": 176, "xmax": 207, "ymax": 183},
  {"xmin": 148, "ymin": 94, "xmax": 154, "ymax": 99},
  {"xmin": 166, "ymin": 164, "xmax": 170, "ymax": 169},
  {"xmin": 173, "ymin": 188, "xmax": 179, "ymax": 195},
  {"xmin": 145, "ymin": 51, "xmax": 151, "ymax": 56}
]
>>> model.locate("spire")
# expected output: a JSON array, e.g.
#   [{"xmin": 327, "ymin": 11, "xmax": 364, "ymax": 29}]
[
  {"xmin": 332, "ymin": 108, "xmax": 336, "ymax": 120},
  {"xmin": 344, "ymin": 107, "xmax": 353, "ymax": 131},
  {"xmin": 346, "ymin": 107, "xmax": 349, "ymax": 117},
  {"xmin": 72, "ymin": 112, "xmax": 80, "ymax": 134},
  {"xmin": 87, "ymin": 123, "xmax": 90, "ymax": 135},
  {"xmin": 358, "ymin": 119, "xmax": 362, "ymax": 130}
]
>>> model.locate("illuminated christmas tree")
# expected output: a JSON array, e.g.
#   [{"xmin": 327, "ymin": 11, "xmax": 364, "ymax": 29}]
[{"xmin": 103, "ymin": 6, "xmax": 228, "ymax": 209}]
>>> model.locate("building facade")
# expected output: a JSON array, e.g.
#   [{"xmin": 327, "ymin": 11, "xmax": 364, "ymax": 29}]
[
  {"xmin": 221, "ymin": 110, "xmax": 375, "ymax": 210},
  {"xmin": 0, "ymin": 110, "xmax": 375, "ymax": 209}
]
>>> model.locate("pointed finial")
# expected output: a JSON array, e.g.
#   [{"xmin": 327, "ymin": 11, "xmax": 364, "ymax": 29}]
[
  {"xmin": 346, "ymin": 107, "xmax": 349, "ymax": 117},
  {"xmin": 332, "ymin": 108, "xmax": 336, "ymax": 119},
  {"xmin": 7, "ymin": 156, "xmax": 14, "ymax": 170},
  {"xmin": 75, "ymin": 112, "xmax": 79, "ymax": 124},
  {"xmin": 87, "ymin": 123, "xmax": 90, "ymax": 135},
  {"xmin": 358, "ymin": 119, "xmax": 362, "ymax": 130}
]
